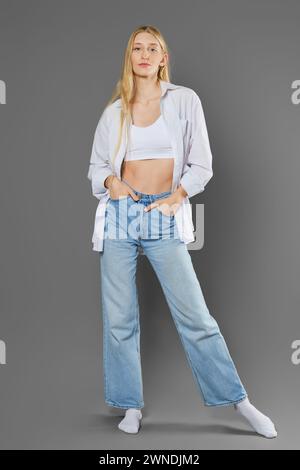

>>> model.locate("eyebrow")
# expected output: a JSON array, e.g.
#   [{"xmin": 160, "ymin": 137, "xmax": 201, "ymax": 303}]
[{"xmin": 133, "ymin": 42, "xmax": 159, "ymax": 47}]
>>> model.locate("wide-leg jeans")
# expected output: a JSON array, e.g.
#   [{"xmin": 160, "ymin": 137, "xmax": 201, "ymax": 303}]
[{"xmin": 99, "ymin": 186, "xmax": 247, "ymax": 409}]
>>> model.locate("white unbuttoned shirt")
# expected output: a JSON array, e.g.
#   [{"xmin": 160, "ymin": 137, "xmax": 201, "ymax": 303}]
[{"xmin": 87, "ymin": 79, "xmax": 214, "ymax": 252}]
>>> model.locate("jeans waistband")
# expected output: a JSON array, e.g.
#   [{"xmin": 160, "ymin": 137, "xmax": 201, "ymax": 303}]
[{"xmin": 122, "ymin": 178, "xmax": 172, "ymax": 201}]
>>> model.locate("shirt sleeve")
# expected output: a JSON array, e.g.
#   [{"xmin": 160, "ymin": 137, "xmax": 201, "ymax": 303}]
[
  {"xmin": 179, "ymin": 91, "xmax": 213, "ymax": 198},
  {"xmin": 87, "ymin": 106, "xmax": 113, "ymax": 199}
]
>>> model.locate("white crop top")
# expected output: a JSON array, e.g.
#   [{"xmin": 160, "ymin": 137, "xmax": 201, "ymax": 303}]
[{"xmin": 124, "ymin": 114, "xmax": 174, "ymax": 161}]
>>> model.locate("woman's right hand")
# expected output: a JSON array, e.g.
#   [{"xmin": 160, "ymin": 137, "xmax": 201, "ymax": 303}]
[{"xmin": 105, "ymin": 175, "xmax": 140, "ymax": 201}]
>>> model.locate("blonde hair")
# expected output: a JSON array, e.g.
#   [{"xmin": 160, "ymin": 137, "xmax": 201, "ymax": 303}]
[{"xmin": 104, "ymin": 25, "xmax": 171, "ymax": 174}]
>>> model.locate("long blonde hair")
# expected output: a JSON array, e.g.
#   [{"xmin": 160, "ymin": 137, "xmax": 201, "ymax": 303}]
[{"xmin": 104, "ymin": 25, "xmax": 171, "ymax": 174}]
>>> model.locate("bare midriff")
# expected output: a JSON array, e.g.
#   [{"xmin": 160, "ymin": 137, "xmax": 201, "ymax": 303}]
[
  {"xmin": 121, "ymin": 158, "xmax": 174, "ymax": 194},
  {"xmin": 121, "ymin": 91, "xmax": 174, "ymax": 194}
]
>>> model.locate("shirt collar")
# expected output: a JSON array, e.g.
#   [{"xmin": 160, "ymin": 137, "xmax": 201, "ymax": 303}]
[
  {"xmin": 159, "ymin": 79, "xmax": 181, "ymax": 97},
  {"xmin": 114, "ymin": 80, "xmax": 180, "ymax": 107}
]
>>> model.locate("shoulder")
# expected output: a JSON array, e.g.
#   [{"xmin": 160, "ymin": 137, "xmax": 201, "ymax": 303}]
[
  {"xmin": 165, "ymin": 82, "xmax": 202, "ymax": 110},
  {"xmin": 102, "ymin": 99, "xmax": 121, "ymax": 116},
  {"xmin": 165, "ymin": 83, "xmax": 203, "ymax": 119},
  {"xmin": 95, "ymin": 99, "xmax": 120, "ymax": 130},
  {"xmin": 164, "ymin": 81, "xmax": 200, "ymax": 99}
]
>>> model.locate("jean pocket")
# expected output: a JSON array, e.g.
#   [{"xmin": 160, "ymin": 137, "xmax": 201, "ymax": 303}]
[{"xmin": 155, "ymin": 206, "xmax": 175, "ymax": 218}]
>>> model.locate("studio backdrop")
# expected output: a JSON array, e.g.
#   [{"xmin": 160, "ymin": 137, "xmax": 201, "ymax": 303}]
[{"xmin": 0, "ymin": 0, "xmax": 299, "ymax": 450}]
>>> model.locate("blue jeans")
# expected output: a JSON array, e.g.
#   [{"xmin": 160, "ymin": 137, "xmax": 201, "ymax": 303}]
[{"xmin": 100, "ymin": 184, "xmax": 248, "ymax": 409}]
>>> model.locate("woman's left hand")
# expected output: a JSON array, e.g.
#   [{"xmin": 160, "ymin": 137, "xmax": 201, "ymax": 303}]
[{"xmin": 144, "ymin": 192, "xmax": 185, "ymax": 216}]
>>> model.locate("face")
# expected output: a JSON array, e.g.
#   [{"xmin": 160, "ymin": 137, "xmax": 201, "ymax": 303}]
[{"xmin": 131, "ymin": 32, "xmax": 168, "ymax": 78}]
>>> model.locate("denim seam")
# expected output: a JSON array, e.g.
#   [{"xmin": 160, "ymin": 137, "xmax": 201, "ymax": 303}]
[
  {"xmin": 105, "ymin": 399, "xmax": 144, "ymax": 409},
  {"xmin": 154, "ymin": 272, "xmax": 208, "ymax": 404},
  {"xmin": 101, "ymin": 260, "xmax": 111, "ymax": 404},
  {"xmin": 102, "ymin": 285, "xmax": 109, "ymax": 403},
  {"xmin": 204, "ymin": 394, "xmax": 248, "ymax": 407},
  {"xmin": 134, "ymin": 272, "xmax": 144, "ymax": 403},
  {"xmin": 156, "ymin": 276, "xmax": 245, "ymax": 407},
  {"xmin": 139, "ymin": 204, "xmax": 143, "ymax": 239},
  {"xmin": 172, "ymin": 311, "xmax": 247, "ymax": 407},
  {"xmin": 170, "ymin": 310, "xmax": 207, "ymax": 405}
]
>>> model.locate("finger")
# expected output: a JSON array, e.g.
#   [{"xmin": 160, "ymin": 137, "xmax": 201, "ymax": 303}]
[
  {"xmin": 144, "ymin": 202, "xmax": 159, "ymax": 212},
  {"xmin": 128, "ymin": 189, "xmax": 140, "ymax": 201}
]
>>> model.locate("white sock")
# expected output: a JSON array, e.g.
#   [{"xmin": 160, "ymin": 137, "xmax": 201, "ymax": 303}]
[
  {"xmin": 118, "ymin": 408, "xmax": 142, "ymax": 434},
  {"xmin": 234, "ymin": 397, "xmax": 277, "ymax": 438}
]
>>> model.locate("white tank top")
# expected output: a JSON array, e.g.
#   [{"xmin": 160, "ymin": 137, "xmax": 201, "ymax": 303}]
[{"xmin": 124, "ymin": 115, "xmax": 174, "ymax": 161}]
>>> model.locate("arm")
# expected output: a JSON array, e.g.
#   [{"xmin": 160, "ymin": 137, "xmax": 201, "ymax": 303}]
[
  {"xmin": 87, "ymin": 107, "xmax": 114, "ymax": 199},
  {"xmin": 179, "ymin": 91, "xmax": 213, "ymax": 199}
]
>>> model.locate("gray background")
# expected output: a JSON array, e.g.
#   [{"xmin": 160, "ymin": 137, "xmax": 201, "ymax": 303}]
[{"xmin": 0, "ymin": 0, "xmax": 299, "ymax": 450}]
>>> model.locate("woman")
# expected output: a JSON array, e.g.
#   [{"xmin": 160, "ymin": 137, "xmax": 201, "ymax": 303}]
[{"xmin": 87, "ymin": 25, "xmax": 277, "ymax": 438}]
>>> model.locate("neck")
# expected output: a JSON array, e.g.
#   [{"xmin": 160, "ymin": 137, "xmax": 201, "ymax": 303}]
[{"xmin": 133, "ymin": 77, "xmax": 161, "ymax": 104}]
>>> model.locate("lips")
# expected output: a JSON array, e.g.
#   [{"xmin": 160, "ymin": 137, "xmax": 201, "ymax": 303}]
[{"xmin": 139, "ymin": 63, "xmax": 150, "ymax": 66}]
